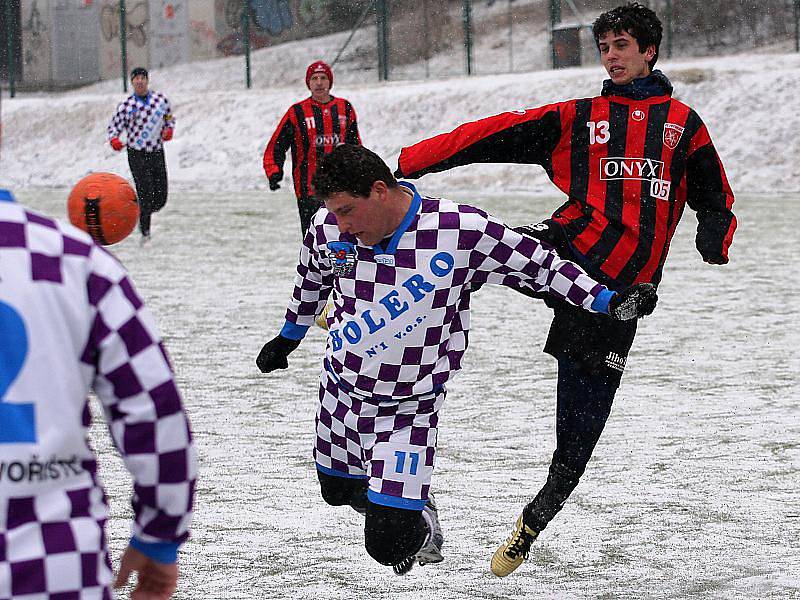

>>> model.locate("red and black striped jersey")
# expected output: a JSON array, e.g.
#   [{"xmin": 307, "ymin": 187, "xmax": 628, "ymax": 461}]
[
  {"xmin": 397, "ymin": 82, "xmax": 736, "ymax": 287},
  {"xmin": 263, "ymin": 96, "xmax": 361, "ymax": 201}
]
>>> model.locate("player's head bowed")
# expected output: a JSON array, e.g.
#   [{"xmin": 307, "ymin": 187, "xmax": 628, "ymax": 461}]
[{"xmin": 313, "ymin": 144, "xmax": 397, "ymax": 200}]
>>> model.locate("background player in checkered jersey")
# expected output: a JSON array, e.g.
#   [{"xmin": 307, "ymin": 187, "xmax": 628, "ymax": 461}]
[
  {"xmin": 262, "ymin": 61, "xmax": 361, "ymax": 238},
  {"xmin": 107, "ymin": 67, "xmax": 175, "ymax": 243},
  {"xmin": 396, "ymin": 3, "xmax": 737, "ymax": 577},
  {"xmin": 0, "ymin": 184, "xmax": 196, "ymax": 592},
  {"xmin": 255, "ymin": 144, "xmax": 657, "ymax": 575}
]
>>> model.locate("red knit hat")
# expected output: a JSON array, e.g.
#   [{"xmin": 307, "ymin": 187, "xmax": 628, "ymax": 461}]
[{"xmin": 305, "ymin": 61, "xmax": 333, "ymax": 88}]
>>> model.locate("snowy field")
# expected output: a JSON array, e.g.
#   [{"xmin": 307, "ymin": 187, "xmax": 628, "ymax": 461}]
[
  {"xmin": 2, "ymin": 44, "xmax": 800, "ymax": 195},
  {"xmin": 13, "ymin": 186, "xmax": 800, "ymax": 599},
  {"xmin": 3, "ymin": 17, "xmax": 800, "ymax": 597}
]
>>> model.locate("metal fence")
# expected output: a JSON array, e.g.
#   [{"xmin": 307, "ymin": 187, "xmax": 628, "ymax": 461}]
[
  {"xmin": 2, "ymin": 0, "xmax": 798, "ymax": 91},
  {"xmin": 331, "ymin": 0, "xmax": 800, "ymax": 80}
]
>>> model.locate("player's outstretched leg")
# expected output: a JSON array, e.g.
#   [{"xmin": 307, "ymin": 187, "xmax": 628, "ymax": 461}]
[
  {"xmin": 492, "ymin": 460, "xmax": 581, "ymax": 576},
  {"xmin": 491, "ymin": 515, "xmax": 539, "ymax": 577},
  {"xmin": 365, "ymin": 502, "xmax": 427, "ymax": 574},
  {"xmin": 363, "ymin": 497, "xmax": 444, "ymax": 575}
]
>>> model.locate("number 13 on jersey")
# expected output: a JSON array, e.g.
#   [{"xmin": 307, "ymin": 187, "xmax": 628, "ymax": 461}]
[{"xmin": 587, "ymin": 120, "xmax": 610, "ymax": 145}]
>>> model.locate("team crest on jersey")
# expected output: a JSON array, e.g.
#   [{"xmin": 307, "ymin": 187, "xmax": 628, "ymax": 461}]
[
  {"xmin": 326, "ymin": 242, "xmax": 357, "ymax": 276},
  {"xmin": 663, "ymin": 123, "xmax": 685, "ymax": 149}
]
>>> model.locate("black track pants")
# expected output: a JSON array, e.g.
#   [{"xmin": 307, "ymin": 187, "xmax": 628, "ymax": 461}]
[
  {"xmin": 524, "ymin": 357, "xmax": 620, "ymax": 532},
  {"xmin": 127, "ymin": 148, "xmax": 168, "ymax": 236},
  {"xmin": 297, "ymin": 196, "xmax": 323, "ymax": 239}
]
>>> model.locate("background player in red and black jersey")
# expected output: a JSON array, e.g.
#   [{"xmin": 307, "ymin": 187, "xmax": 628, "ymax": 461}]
[
  {"xmin": 396, "ymin": 2, "xmax": 737, "ymax": 577},
  {"xmin": 263, "ymin": 61, "xmax": 362, "ymax": 237}
]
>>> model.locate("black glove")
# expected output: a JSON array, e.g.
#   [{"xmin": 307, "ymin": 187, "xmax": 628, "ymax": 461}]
[
  {"xmin": 268, "ymin": 174, "xmax": 282, "ymax": 191},
  {"xmin": 256, "ymin": 335, "xmax": 301, "ymax": 373},
  {"xmin": 393, "ymin": 167, "xmax": 404, "ymax": 179},
  {"xmin": 608, "ymin": 283, "xmax": 658, "ymax": 321}
]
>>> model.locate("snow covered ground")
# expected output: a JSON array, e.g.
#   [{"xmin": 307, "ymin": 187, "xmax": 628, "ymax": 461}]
[
  {"xmin": 13, "ymin": 185, "xmax": 800, "ymax": 599},
  {"xmin": 2, "ymin": 26, "xmax": 800, "ymax": 600}
]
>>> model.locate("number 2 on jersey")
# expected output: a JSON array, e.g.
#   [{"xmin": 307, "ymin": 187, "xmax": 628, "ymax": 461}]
[{"xmin": 0, "ymin": 301, "xmax": 35, "ymax": 443}]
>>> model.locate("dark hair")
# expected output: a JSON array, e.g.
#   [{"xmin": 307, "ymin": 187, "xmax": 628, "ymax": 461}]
[
  {"xmin": 313, "ymin": 145, "xmax": 397, "ymax": 199},
  {"xmin": 592, "ymin": 3, "xmax": 663, "ymax": 69},
  {"xmin": 130, "ymin": 67, "xmax": 149, "ymax": 80}
]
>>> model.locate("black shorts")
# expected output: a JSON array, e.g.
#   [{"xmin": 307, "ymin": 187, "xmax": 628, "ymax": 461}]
[
  {"xmin": 514, "ymin": 219, "xmax": 638, "ymax": 384},
  {"xmin": 543, "ymin": 299, "xmax": 636, "ymax": 385}
]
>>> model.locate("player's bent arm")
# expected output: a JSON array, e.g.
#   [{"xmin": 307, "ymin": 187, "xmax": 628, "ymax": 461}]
[
  {"xmin": 257, "ymin": 220, "xmax": 334, "ymax": 373},
  {"xmin": 345, "ymin": 103, "xmax": 361, "ymax": 145},
  {"xmin": 284, "ymin": 223, "xmax": 334, "ymax": 328},
  {"xmin": 163, "ymin": 97, "xmax": 175, "ymax": 131},
  {"xmin": 263, "ymin": 111, "xmax": 295, "ymax": 179},
  {"xmin": 685, "ymin": 134, "xmax": 736, "ymax": 265},
  {"xmin": 467, "ymin": 214, "xmax": 656, "ymax": 320},
  {"xmin": 86, "ymin": 248, "xmax": 196, "ymax": 550},
  {"xmin": 107, "ymin": 102, "xmax": 128, "ymax": 141},
  {"xmin": 346, "ymin": 120, "xmax": 361, "ymax": 145}
]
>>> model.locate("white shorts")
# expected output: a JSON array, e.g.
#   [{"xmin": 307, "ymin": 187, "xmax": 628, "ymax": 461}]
[{"xmin": 313, "ymin": 368, "xmax": 445, "ymax": 510}]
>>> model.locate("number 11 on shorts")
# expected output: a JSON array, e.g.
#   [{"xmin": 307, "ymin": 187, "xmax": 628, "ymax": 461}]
[{"xmin": 394, "ymin": 450, "xmax": 420, "ymax": 475}]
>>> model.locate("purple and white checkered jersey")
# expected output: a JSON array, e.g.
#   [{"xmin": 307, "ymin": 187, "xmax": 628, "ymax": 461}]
[
  {"xmin": 282, "ymin": 182, "xmax": 615, "ymax": 399},
  {"xmin": 0, "ymin": 190, "xmax": 196, "ymax": 597},
  {"xmin": 107, "ymin": 91, "xmax": 174, "ymax": 152}
]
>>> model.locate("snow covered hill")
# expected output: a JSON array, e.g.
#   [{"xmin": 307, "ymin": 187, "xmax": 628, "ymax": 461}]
[{"xmin": 2, "ymin": 29, "xmax": 799, "ymax": 195}]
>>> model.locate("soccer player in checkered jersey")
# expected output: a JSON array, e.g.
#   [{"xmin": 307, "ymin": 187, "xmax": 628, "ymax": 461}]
[
  {"xmin": 395, "ymin": 3, "xmax": 737, "ymax": 576},
  {"xmin": 255, "ymin": 144, "xmax": 657, "ymax": 575},
  {"xmin": 107, "ymin": 67, "xmax": 175, "ymax": 243},
  {"xmin": 263, "ymin": 60, "xmax": 361, "ymax": 238},
  {"xmin": 0, "ymin": 187, "xmax": 196, "ymax": 595}
]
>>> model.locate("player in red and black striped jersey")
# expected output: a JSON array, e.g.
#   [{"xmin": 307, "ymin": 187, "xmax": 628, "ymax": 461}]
[
  {"xmin": 263, "ymin": 61, "xmax": 361, "ymax": 237},
  {"xmin": 396, "ymin": 3, "xmax": 737, "ymax": 577}
]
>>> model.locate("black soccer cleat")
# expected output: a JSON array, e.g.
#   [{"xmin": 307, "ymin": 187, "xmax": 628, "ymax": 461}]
[{"xmin": 392, "ymin": 555, "xmax": 415, "ymax": 576}]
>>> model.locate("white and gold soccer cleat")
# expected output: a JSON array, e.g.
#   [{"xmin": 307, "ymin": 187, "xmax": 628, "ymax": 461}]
[{"xmin": 490, "ymin": 515, "xmax": 539, "ymax": 577}]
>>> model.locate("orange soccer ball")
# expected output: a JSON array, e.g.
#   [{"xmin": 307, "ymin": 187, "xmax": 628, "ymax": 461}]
[{"xmin": 67, "ymin": 172, "xmax": 139, "ymax": 245}]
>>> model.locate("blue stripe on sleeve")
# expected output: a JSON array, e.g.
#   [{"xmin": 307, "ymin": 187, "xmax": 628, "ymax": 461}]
[
  {"xmin": 280, "ymin": 320, "xmax": 309, "ymax": 340},
  {"xmin": 129, "ymin": 537, "xmax": 181, "ymax": 564},
  {"xmin": 591, "ymin": 289, "xmax": 615, "ymax": 314}
]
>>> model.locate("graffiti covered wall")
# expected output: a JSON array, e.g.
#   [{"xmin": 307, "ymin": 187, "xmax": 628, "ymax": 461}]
[
  {"xmin": 20, "ymin": 0, "xmax": 52, "ymax": 85},
  {"xmin": 99, "ymin": 0, "xmax": 150, "ymax": 80},
  {"xmin": 51, "ymin": 1, "xmax": 100, "ymax": 85},
  {"xmin": 149, "ymin": 0, "xmax": 188, "ymax": 69},
  {"xmin": 189, "ymin": 1, "xmax": 217, "ymax": 61},
  {"xmin": 17, "ymin": 0, "xmax": 364, "ymax": 87},
  {"xmin": 213, "ymin": 0, "xmax": 366, "ymax": 56}
]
